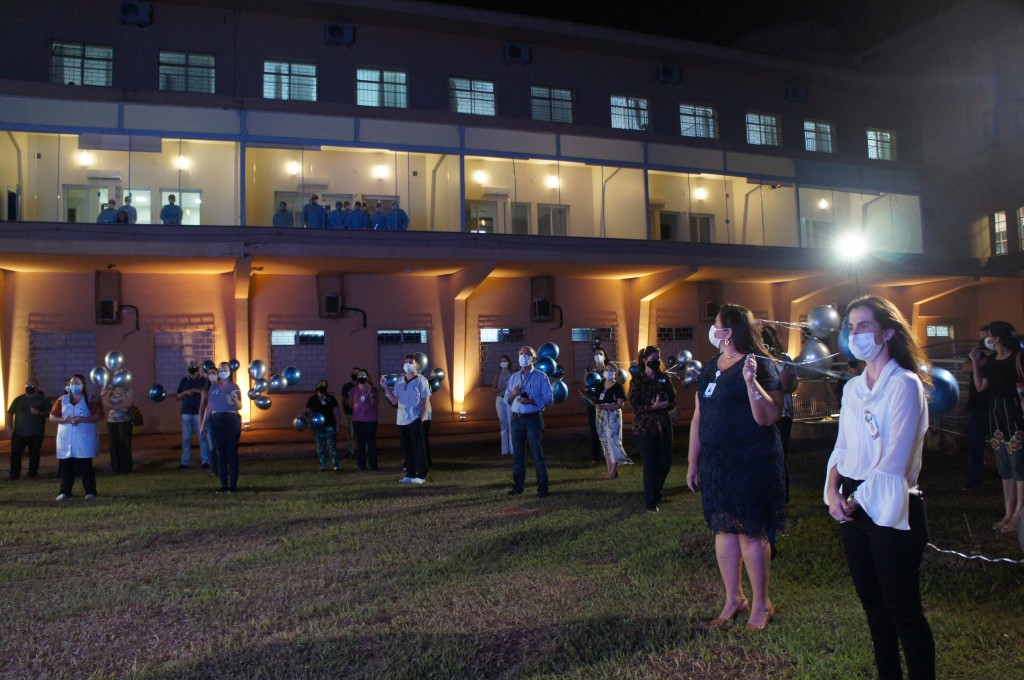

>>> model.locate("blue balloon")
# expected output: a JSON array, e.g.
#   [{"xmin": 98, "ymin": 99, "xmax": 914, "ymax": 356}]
[
  {"xmin": 628, "ymin": 364, "xmax": 639, "ymax": 378},
  {"xmin": 837, "ymin": 321, "xmax": 855, "ymax": 361},
  {"xmin": 551, "ymin": 379, "xmax": 569, "ymax": 404},
  {"xmin": 429, "ymin": 377, "xmax": 442, "ymax": 393},
  {"xmin": 202, "ymin": 360, "xmax": 216, "ymax": 373},
  {"xmin": 229, "ymin": 359, "xmax": 241, "ymax": 372},
  {"xmin": 551, "ymin": 364, "xmax": 565, "ymax": 380},
  {"xmin": 384, "ymin": 374, "xmax": 399, "ymax": 389},
  {"xmin": 665, "ymin": 355, "xmax": 677, "ymax": 368},
  {"xmin": 537, "ymin": 342, "xmax": 560, "ymax": 360},
  {"xmin": 535, "ymin": 356, "xmax": 556, "ymax": 376},
  {"xmin": 148, "ymin": 384, "xmax": 166, "ymax": 402},
  {"xmin": 926, "ymin": 367, "xmax": 960, "ymax": 418},
  {"xmin": 584, "ymin": 371, "xmax": 603, "ymax": 389},
  {"xmin": 283, "ymin": 366, "xmax": 301, "ymax": 385}
]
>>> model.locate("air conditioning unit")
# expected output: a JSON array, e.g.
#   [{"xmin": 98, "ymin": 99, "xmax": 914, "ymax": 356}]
[
  {"xmin": 531, "ymin": 299, "xmax": 552, "ymax": 322},
  {"xmin": 87, "ymin": 169, "xmax": 123, "ymax": 181},
  {"xmin": 697, "ymin": 280, "xmax": 722, "ymax": 322},
  {"xmin": 784, "ymin": 84, "xmax": 808, "ymax": 103},
  {"xmin": 316, "ymin": 273, "xmax": 346, "ymax": 318},
  {"xmin": 118, "ymin": 2, "xmax": 152, "ymax": 27},
  {"xmin": 481, "ymin": 186, "xmax": 510, "ymax": 197},
  {"xmin": 325, "ymin": 23, "xmax": 355, "ymax": 46},
  {"xmin": 97, "ymin": 298, "xmax": 119, "ymax": 324},
  {"xmin": 655, "ymin": 64, "xmax": 681, "ymax": 85},
  {"xmin": 503, "ymin": 43, "xmax": 531, "ymax": 65}
]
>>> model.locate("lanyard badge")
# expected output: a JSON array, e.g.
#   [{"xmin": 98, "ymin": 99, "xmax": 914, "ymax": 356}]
[
  {"xmin": 864, "ymin": 409, "xmax": 880, "ymax": 440},
  {"xmin": 703, "ymin": 370, "xmax": 720, "ymax": 398}
]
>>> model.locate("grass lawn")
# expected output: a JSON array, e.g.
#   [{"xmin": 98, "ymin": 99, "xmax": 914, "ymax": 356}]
[{"xmin": 1, "ymin": 430, "xmax": 1023, "ymax": 679}]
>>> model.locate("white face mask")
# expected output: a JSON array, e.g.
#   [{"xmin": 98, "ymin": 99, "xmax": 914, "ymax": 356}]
[
  {"xmin": 984, "ymin": 337, "xmax": 997, "ymax": 351},
  {"xmin": 519, "ymin": 354, "xmax": 532, "ymax": 368},
  {"xmin": 603, "ymin": 370, "xmax": 616, "ymax": 381},
  {"xmin": 500, "ymin": 361, "xmax": 509, "ymax": 369},
  {"xmin": 849, "ymin": 332, "xmax": 884, "ymax": 362},
  {"xmin": 219, "ymin": 370, "xmax": 230, "ymax": 380},
  {"xmin": 594, "ymin": 354, "xmax": 605, "ymax": 364},
  {"xmin": 403, "ymin": 363, "xmax": 416, "ymax": 374},
  {"xmin": 708, "ymin": 325, "xmax": 724, "ymax": 349}
]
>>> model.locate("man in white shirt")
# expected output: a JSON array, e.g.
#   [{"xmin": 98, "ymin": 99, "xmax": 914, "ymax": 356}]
[{"xmin": 381, "ymin": 354, "xmax": 430, "ymax": 483}]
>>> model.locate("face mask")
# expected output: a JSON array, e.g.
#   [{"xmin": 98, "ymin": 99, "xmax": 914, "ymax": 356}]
[
  {"xmin": 500, "ymin": 361, "xmax": 509, "ymax": 369},
  {"xmin": 519, "ymin": 354, "xmax": 532, "ymax": 368},
  {"xmin": 189, "ymin": 368, "xmax": 199, "ymax": 374},
  {"xmin": 708, "ymin": 325, "xmax": 724, "ymax": 349},
  {"xmin": 317, "ymin": 385, "xmax": 328, "ymax": 394},
  {"xmin": 594, "ymin": 355, "xmax": 605, "ymax": 364},
  {"xmin": 984, "ymin": 337, "xmax": 997, "ymax": 351},
  {"xmin": 604, "ymin": 371, "xmax": 616, "ymax": 380},
  {"xmin": 646, "ymin": 358, "xmax": 660, "ymax": 371},
  {"xmin": 849, "ymin": 332, "xmax": 884, "ymax": 362},
  {"xmin": 219, "ymin": 370, "xmax": 231, "ymax": 380},
  {"xmin": 68, "ymin": 384, "xmax": 82, "ymax": 394},
  {"xmin": 357, "ymin": 376, "xmax": 368, "ymax": 384},
  {"xmin": 403, "ymin": 363, "xmax": 416, "ymax": 374},
  {"xmin": 25, "ymin": 386, "xmax": 36, "ymax": 396}
]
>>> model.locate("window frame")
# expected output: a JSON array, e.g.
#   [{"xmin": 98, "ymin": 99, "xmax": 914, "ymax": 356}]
[
  {"xmin": 993, "ymin": 211, "xmax": 1008, "ymax": 255},
  {"xmin": 50, "ymin": 41, "xmax": 113, "ymax": 87},
  {"xmin": 745, "ymin": 111, "xmax": 781, "ymax": 147},
  {"xmin": 803, "ymin": 119, "xmax": 834, "ymax": 153},
  {"xmin": 449, "ymin": 77, "xmax": 496, "ymax": 116},
  {"xmin": 610, "ymin": 95, "xmax": 649, "ymax": 131},
  {"xmin": 356, "ymin": 67, "xmax": 408, "ymax": 109},
  {"xmin": 679, "ymin": 103, "xmax": 717, "ymax": 139},
  {"xmin": 531, "ymin": 85, "xmax": 575, "ymax": 124},
  {"xmin": 866, "ymin": 128, "xmax": 897, "ymax": 161},
  {"xmin": 158, "ymin": 49, "xmax": 215, "ymax": 94},
  {"xmin": 263, "ymin": 59, "xmax": 318, "ymax": 102}
]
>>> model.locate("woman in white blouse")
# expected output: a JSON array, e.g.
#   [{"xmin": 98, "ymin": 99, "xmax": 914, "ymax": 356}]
[{"xmin": 824, "ymin": 295, "xmax": 935, "ymax": 680}]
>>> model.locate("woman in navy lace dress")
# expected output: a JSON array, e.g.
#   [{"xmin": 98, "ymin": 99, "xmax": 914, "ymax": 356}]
[{"xmin": 687, "ymin": 304, "xmax": 785, "ymax": 631}]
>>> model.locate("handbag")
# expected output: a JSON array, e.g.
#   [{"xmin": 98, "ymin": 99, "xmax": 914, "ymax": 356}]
[{"xmin": 129, "ymin": 404, "xmax": 144, "ymax": 427}]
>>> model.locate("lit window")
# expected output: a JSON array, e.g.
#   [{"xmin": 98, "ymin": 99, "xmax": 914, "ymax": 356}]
[
  {"xmin": 538, "ymin": 204, "xmax": 569, "ymax": 236},
  {"xmin": 357, "ymin": 68, "xmax": 408, "ymax": 108},
  {"xmin": 377, "ymin": 329, "xmax": 430, "ymax": 381},
  {"xmin": 866, "ymin": 128, "xmax": 896, "ymax": 161},
  {"xmin": 611, "ymin": 95, "xmax": 648, "ymax": 131},
  {"xmin": 679, "ymin": 104, "xmax": 717, "ymax": 139},
  {"xmin": 804, "ymin": 120, "xmax": 833, "ymax": 153},
  {"xmin": 159, "ymin": 51, "xmax": 215, "ymax": 94},
  {"xmin": 746, "ymin": 112, "xmax": 780, "ymax": 146},
  {"xmin": 531, "ymin": 86, "xmax": 574, "ymax": 123},
  {"xmin": 449, "ymin": 78, "xmax": 495, "ymax": 116},
  {"xmin": 51, "ymin": 42, "xmax": 113, "ymax": 87},
  {"xmin": 263, "ymin": 60, "xmax": 317, "ymax": 101},
  {"xmin": 1016, "ymin": 207, "xmax": 1024, "ymax": 251},
  {"xmin": 926, "ymin": 325, "xmax": 952, "ymax": 338},
  {"xmin": 993, "ymin": 211, "xmax": 1008, "ymax": 255}
]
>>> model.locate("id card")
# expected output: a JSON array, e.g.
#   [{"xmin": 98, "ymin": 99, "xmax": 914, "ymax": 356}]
[{"xmin": 703, "ymin": 382, "xmax": 716, "ymax": 398}]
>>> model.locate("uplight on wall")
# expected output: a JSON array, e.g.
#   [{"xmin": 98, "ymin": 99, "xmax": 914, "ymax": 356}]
[
  {"xmin": 818, "ymin": 198, "xmax": 829, "ymax": 210},
  {"xmin": 374, "ymin": 164, "xmax": 388, "ymax": 180},
  {"xmin": 175, "ymin": 156, "xmax": 192, "ymax": 171},
  {"xmin": 459, "ymin": 411, "xmax": 467, "ymax": 422},
  {"xmin": 473, "ymin": 170, "xmax": 488, "ymax": 185},
  {"xmin": 77, "ymin": 151, "xmax": 94, "ymax": 167},
  {"xmin": 693, "ymin": 187, "xmax": 707, "ymax": 201},
  {"xmin": 545, "ymin": 175, "xmax": 560, "ymax": 189},
  {"xmin": 286, "ymin": 161, "xmax": 301, "ymax": 176}
]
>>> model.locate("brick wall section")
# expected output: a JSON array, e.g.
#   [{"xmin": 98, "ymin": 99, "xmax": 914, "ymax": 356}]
[
  {"xmin": 155, "ymin": 331, "xmax": 215, "ymax": 390},
  {"xmin": 29, "ymin": 331, "xmax": 96, "ymax": 398}
]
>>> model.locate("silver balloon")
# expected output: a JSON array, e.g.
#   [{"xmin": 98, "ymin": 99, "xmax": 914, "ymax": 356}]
[
  {"xmin": 253, "ymin": 395, "xmax": 272, "ymax": 410},
  {"xmin": 614, "ymin": 367, "xmax": 629, "ymax": 384},
  {"xmin": 248, "ymin": 359, "xmax": 267, "ymax": 381},
  {"xmin": 683, "ymin": 360, "xmax": 703, "ymax": 387},
  {"xmin": 104, "ymin": 350, "xmax": 125, "ymax": 372},
  {"xmin": 807, "ymin": 305, "xmax": 842, "ymax": 340},
  {"xmin": 414, "ymin": 351, "xmax": 429, "ymax": 374},
  {"xmin": 253, "ymin": 378, "xmax": 269, "ymax": 394},
  {"xmin": 431, "ymin": 367, "xmax": 446, "ymax": 381},
  {"xmin": 268, "ymin": 374, "xmax": 286, "ymax": 393},
  {"xmin": 677, "ymin": 349, "xmax": 693, "ymax": 366},
  {"xmin": 247, "ymin": 388, "xmax": 260, "ymax": 399},
  {"xmin": 796, "ymin": 338, "xmax": 831, "ymax": 379},
  {"xmin": 292, "ymin": 415, "xmax": 309, "ymax": 432},
  {"xmin": 111, "ymin": 368, "xmax": 132, "ymax": 387},
  {"xmin": 89, "ymin": 366, "xmax": 111, "ymax": 388}
]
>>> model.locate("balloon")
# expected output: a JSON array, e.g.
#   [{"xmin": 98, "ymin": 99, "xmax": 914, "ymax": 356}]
[
  {"xmin": 253, "ymin": 395, "xmax": 272, "ymax": 410},
  {"xmin": 431, "ymin": 368, "xmax": 446, "ymax": 381},
  {"xmin": 413, "ymin": 351, "xmax": 429, "ymax": 374},
  {"xmin": 684, "ymin": 360, "xmax": 703, "ymax": 387},
  {"xmin": 535, "ymin": 356, "xmax": 556, "ymax": 376},
  {"xmin": 148, "ymin": 384, "xmax": 166, "ymax": 402},
  {"xmin": 1018, "ymin": 336, "xmax": 1024, "ymax": 351},
  {"xmin": 925, "ymin": 367, "xmax": 960, "ymax": 418},
  {"xmin": 537, "ymin": 342, "xmax": 560, "ymax": 360},
  {"xmin": 665, "ymin": 355, "xmax": 677, "ymax": 368},
  {"xmin": 253, "ymin": 378, "xmax": 268, "ymax": 394},
  {"xmin": 283, "ymin": 366, "xmax": 301, "ymax": 385},
  {"xmin": 89, "ymin": 366, "xmax": 110, "ymax": 388},
  {"xmin": 551, "ymin": 364, "xmax": 565, "ymax": 380},
  {"xmin": 229, "ymin": 359, "xmax": 241, "ymax": 372},
  {"xmin": 551, "ymin": 379, "xmax": 569, "ymax": 404},
  {"xmin": 677, "ymin": 349, "xmax": 693, "ymax": 365},
  {"xmin": 111, "ymin": 368, "xmax": 132, "ymax": 387},
  {"xmin": 614, "ymin": 367, "xmax": 629, "ymax": 385},
  {"xmin": 795, "ymin": 338, "xmax": 832, "ymax": 379},
  {"xmin": 592, "ymin": 336, "xmax": 602, "ymax": 348},
  {"xmin": 429, "ymin": 377, "xmax": 442, "ymax": 393},
  {"xmin": 837, "ymin": 320, "xmax": 855, "ymax": 361},
  {"xmin": 385, "ymin": 374, "xmax": 399, "ymax": 389},
  {"xmin": 309, "ymin": 412, "xmax": 325, "ymax": 425},
  {"xmin": 248, "ymin": 359, "xmax": 267, "ymax": 381},
  {"xmin": 628, "ymin": 364, "xmax": 639, "ymax": 378},
  {"xmin": 202, "ymin": 360, "xmax": 217, "ymax": 373},
  {"xmin": 104, "ymin": 350, "xmax": 125, "ymax": 372},
  {"xmin": 247, "ymin": 388, "xmax": 260, "ymax": 399},
  {"xmin": 292, "ymin": 415, "xmax": 309, "ymax": 432},
  {"xmin": 268, "ymin": 374, "xmax": 287, "ymax": 393},
  {"xmin": 584, "ymin": 371, "xmax": 603, "ymax": 389},
  {"xmin": 807, "ymin": 305, "xmax": 842, "ymax": 339}
]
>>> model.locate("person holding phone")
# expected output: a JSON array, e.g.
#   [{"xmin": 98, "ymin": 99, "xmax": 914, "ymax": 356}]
[
  {"xmin": 203, "ymin": 362, "xmax": 242, "ymax": 493},
  {"xmin": 629, "ymin": 345, "xmax": 676, "ymax": 513}
]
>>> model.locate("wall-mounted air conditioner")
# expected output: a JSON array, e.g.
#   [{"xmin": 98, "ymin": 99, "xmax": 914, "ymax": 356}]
[{"xmin": 481, "ymin": 186, "xmax": 510, "ymax": 197}]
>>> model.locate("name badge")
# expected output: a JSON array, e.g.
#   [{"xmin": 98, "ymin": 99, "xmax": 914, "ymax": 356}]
[
  {"xmin": 703, "ymin": 383, "xmax": 716, "ymax": 398},
  {"xmin": 360, "ymin": 395, "xmax": 366, "ymax": 402}
]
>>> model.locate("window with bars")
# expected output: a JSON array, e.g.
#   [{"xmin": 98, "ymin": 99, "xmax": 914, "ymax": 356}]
[
  {"xmin": 746, "ymin": 112, "xmax": 780, "ymax": 146},
  {"xmin": 29, "ymin": 331, "xmax": 96, "ymax": 399},
  {"xmin": 866, "ymin": 128, "xmax": 896, "ymax": 161},
  {"xmin": 531, "ymin": 86, "xmax": 574, "ymax": 123},
  {"xmin": 377, "ymin": 329, "xmax": 431, "ymax": 380},
  {"xmin": 803, "ymin": 120, "xmax": 833, "ymax": 153},
  {"xmin": 449, "ymin": 77, "xmax": 495, "ymax": 116},
  {"xmin": 263, "ymin": 60, "xmax": 317, "ymax": 101},
  {"xmin": 657, "ymin": 326, "xmax": 696, "ymax": 368},
  {"xmin": 154, "ymin": 330, "xmax": 215, "ymax": 391},
  {"xmin": 610, "ymin": 95, "xmax": 649, "ymax": 131},
  {"xmin": 159, "ymin": 51, "xmax": 215, "ymax": 94},
  {"xmin": 679, "ymin": 104, "xmax": 717, "ymax": 139},
  {"xmin": 50, "ymin": 42, "xmax": 113, "ymax": 87},
  {"xmin": 270, "ymin": 330, "xmax": 325, "ymax": 391},
  {"xmin": 926, "ymin": 325, "xmax": 952, "ymax": 338},
  {"xmin": 479, "ymin": 328, "xmax": 527, "ymax": 386},
  {"xmin": 357, "ymin": 68, "xmax": 408, "ymax": 108},
  {"xmin": 993, "ymin": 211, "xmax": 1008, "ymax": 255}
]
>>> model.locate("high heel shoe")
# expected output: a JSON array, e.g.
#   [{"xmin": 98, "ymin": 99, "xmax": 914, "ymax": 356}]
[
  {"xmin": 744, "ymin": 605, "xmax": 776, "ymax": 631},
  {"xmin": 709, "ymin": 599, "xmax": 748, "ymax": 626}
]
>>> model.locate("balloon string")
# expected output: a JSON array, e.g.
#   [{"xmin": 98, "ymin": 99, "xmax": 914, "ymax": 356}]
[{"xmin": 926, "ymin": 543, "xmax": 1024, "ymax": 565}]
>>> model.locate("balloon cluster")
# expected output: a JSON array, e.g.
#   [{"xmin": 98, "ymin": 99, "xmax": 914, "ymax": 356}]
[
  {"xmin": 663, "ymin": 349, "xmax": 703, "ymax": 388},
  {"xmin": 378, "ymin": 352, "xmax": 447, "ymax": 396},
  {"xmin": 793, "ymin": 305, "xmax": 843, "ymax": 379},
  {"xmin": 246, "ymin": 359, "xmax": 299, "ymax": 410},
  {"xmin": 535, "ymin": 342, "xmax": 569, "ymax": 404},
  {"xmin": 92, "ymin": 351, "xmax": 134, "ymax": 393}
]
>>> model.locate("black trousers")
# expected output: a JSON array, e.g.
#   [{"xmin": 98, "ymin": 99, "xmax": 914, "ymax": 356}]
[
  {"xmin": 10, "ymin": 432, "xmax": 43, "ymax": 479},
  {"xmin": 106, "ymin": 421, "xmax": 134, "ymax": 474},
  {"xmin": 634, "ymin": 428, "xmax": 673, "ymax": 510},
  {"xmin": 59, "ymin": 458, "xmax": 97, "ymax": 496},
  {"xmin": 422, "ymin": 419, "xmax": 433, "ymax": 469},
  {"xmin": 398, "ymin": 421, "xmax": 427, "ymax": 479},
  {"xmin": 840, "ymin": 487, "xmax": 935, "ymax": 680},
  {"xmin": 353, "ymin": 420, "xmax": 378, "ymax": 470},
  {"xmin": 211, "ymin": 412, "xmax": 241, "ymax": 490}
]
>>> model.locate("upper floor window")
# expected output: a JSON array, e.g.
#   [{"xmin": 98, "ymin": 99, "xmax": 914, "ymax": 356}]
[
  {"xmin": 449, "ymin": 78, "xmax": 495, "ymax": 116},
  {"xmin": 993, "ymin": 211, "xmax": 1008, "ymax": 255},
  {"xmin": 263, "ymin": 60, "xmax": 317, "ymax": 101},
  {"xmin": 531, "ymin": 86, "xmax": 574, "ymax": 124},
  {"xmin": 611, "ymin": 95, "xmax": 648, "ymax": 131},
  {"xmin": 159, "ymin": 51, "xmax": 215, "ymax": 94},
  {"xmin": 803, "ymin": 120, "xmax": 833, "ymax": 153},
  {"xmin": 679, "ymin": 104, "xmax": 717, "ymax": 139},
  {"xmin": 357, "ymin": 68, "xmax": 407, "ymax": 108},
  {"xmin": 866, "ymin": 128, "xmax": 896, "ymax": 161},
  {"xmin": 1017, "ymin": 208, "xmax": 1024, "ymax": 252},
  {"xmin": 51, "ymin": 42, "xmax": 113, "ymax": 87},
  {"xmin": 746, "ymin": 112, "xmax": 780, "ymax": 146}
]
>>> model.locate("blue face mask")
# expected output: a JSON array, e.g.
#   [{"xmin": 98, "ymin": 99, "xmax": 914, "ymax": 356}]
[{"xmin": 68, "ymin": 384, "xmax": 83, "ymax": 394}]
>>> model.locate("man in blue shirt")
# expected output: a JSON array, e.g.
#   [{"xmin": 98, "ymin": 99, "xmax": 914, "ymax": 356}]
[
  {"xmin": 96, "ymin": 199, "xmax": 118, "ymax": 223},
  {"xmin": 328, "ymin": 200, "xmax": 345, "ymax": 228},
  {"xmin": 176, "ymin": 360, "xmax": 210, "ymax": 469},
  {"xmin": 387, "ymin": 199, "xmax": 410, "ymax": 231},
  {"xmin": 504, "ymin": 345, "xmax": 554, "ymax": 497},
  {"xmin": 272, "ymin": 201, "xmax": 293, "ymax": 227},
  {"xmin": 160, "ymin": 195, "xmax": 183, "ymax": 225},
  {"xmin": 122, "ymin": 195, "xmax": 138, "ymax": 224},
  {"xmin": 301, "ymin": 194, "xmax": 326, "ymax": 228}
]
